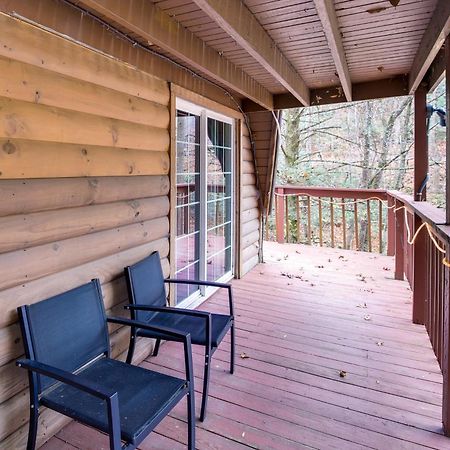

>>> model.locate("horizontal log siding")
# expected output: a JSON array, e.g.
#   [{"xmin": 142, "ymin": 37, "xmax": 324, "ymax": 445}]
[
  {"xmin": 0, "ymin": 16, "xmax": 170, "ymax": 449},
  {"xmin": 247, "ymin": 111, "xmax": 276, "ymax": 211},
  {"xmin": 240, "ymin": 122, "xmax": 261, "ymax": 276}
]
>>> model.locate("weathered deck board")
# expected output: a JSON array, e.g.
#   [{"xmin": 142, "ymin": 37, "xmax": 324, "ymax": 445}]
[{"xmin": 41, "ymin": 242, "xmax": 450, "ymax": 449}]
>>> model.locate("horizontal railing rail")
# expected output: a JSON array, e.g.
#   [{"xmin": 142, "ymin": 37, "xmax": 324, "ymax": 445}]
[{"xmin": 270, "ymin": 186, "xmax": 395, "ymax": 255}]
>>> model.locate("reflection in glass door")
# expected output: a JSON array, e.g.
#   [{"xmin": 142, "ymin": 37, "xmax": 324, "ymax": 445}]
[
  {"xmin": 206, "ymin": 118, "xmax": 233, "ymax": 282},
  {"xmin": 175, "ymin": 110, "xmax": 201, "ymax": 304},
  {"xmin": 175, "ymin": 100, "xmax": 234, "ymax": 305}
]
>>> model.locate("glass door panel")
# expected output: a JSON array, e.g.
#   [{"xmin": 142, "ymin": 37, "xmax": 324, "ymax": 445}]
[
  {"xmin": 175, "ymin": 101, "xmax": 234, "ymax": 306},
  {"xmin": 175, "ymin": 110, "xmax": 201, "ymax": 304},
  {"xmin": 206, "ymin": 118, "xmax": 233, "ymax": 281}
]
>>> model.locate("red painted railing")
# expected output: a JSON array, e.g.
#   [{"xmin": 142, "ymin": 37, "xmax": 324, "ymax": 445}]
[
  {"xmin": 272, "ymin": 186, "xmax": 450, "ymax": 432},
  {"xmin": 388, "ymin": 191, "xmax": 448, "ymax": 366},
  {"xmin": 271, "ymin": 186, "xmax": 395, "ymax": 255}
]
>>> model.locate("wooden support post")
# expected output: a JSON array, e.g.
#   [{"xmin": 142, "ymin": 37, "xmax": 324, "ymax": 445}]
[
  {"xmin": 275, "ymin": 187, "xmax": 285, "ymax": 244},
  {"xmin": 414, "ymin": 85, "xmax": 428, "ymax": 201},
  {"xmin": 443, "ymin": 34, "xmax": 450, "ymax": 436},
  {"xmin": 412, "ymin": 213, "xmax": 427, "ymax": 324},
  {"xmin": 443, "ymin": 246, "xmax": 450, "ymax": 435},
  {"xmin": 387, "ymin": 195, "xmax": 395, "ymax": 256},
  {"xmin": 394, "ymin": 200, "xmax": 405, "ymax": 281},
  {"xmin": 446, "ymin": 35, "xmax": 450, "ymax": 224}
]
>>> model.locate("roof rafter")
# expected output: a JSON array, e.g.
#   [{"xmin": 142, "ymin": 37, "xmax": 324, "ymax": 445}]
[
  {"xmin": 191, "ymin": 0, "xmax": 310, "ymax": 106},
  {"xmin": 76, "ymin": 0, "xmax": 274, "ymax": 110},
  {"xmin": 313, "ymin": 0, "xmax": 352, "ymax": 102},
  {"xmin": 409, "ymin": 0, "xmax": 450, "ymax": 93}
]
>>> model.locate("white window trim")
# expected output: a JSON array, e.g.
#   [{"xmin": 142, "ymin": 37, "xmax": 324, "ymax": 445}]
[{"xmin": 175, "ymin": 98, "xmax": 235, "ymax": 308}]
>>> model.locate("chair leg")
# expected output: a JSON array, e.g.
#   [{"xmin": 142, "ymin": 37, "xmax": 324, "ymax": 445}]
[
  {"xmin": 125, "ymin": 330, "xmax": 137, "ymax": 364},
  {"xmin": 187, "ymin": 390, "xmax": 195, "ymax": 450},
  {"xmin": 200, "ymin": 347, "xmax": 211, "ymax": 422},
  {"xmin": 152, "ymin": 338, "xmax": 161, "ymax": 357},
  {"xmin": 26, "ymin": 404, "xmax": 38, "ymax": 450},
  {"xmin": 230, "ymin": 322, "xmax": 235, "ymax": 375}
]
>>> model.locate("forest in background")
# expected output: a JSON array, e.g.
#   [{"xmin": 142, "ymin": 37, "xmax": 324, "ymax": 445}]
[
  {"xmin": 277, "ymin": 78, "xmax": 446, "ymax": 206},
  {"xmin": 267, "ymin": 78, "xmax": 447, "ymax": 252}
]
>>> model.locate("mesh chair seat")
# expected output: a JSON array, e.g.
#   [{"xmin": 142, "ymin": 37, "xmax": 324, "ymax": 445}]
[
  {"xmin": 137, "ymin": 312, "xmax": 232, "ymax": 348},
  {"xmin": 41, "ymin": 358, "xmax": 187, "ymax": 443}
]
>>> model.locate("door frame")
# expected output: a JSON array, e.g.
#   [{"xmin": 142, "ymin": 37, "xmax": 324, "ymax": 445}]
[{"xmin": 170, "ymin": 87, "xmax": 241, "ymax": 308}]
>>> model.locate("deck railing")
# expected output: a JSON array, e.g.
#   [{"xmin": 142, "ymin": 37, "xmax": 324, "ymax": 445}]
[
  {"xmin": 271, "ymin": 186, "xmax": 395, "ymax": 255},
  {"xmin": 273, "ymin": 186, "xmax": 450, "ymax": 432},
  {"xmin": 388, "ymin": 191, "xmax": 448, "ymax": 371}
]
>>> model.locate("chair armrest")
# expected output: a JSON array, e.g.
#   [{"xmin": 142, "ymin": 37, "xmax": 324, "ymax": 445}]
[
  {"xmin": 124, "ymin": 304, "xmax": 211, "ymax": 319},
  {"xmin": 107, "ymin": 316, "xmax": 191, "ymax": 341},
  {"xmin": 17, "ymin": 358, "xmax": 123, "ymax": 449},
  {"xmin": 16, "ymin": 359, "xmax": 116, "ymax": 400},
  {"xmin": 107, "ymin": 317, "xmax": 194, "ymax": 387},
  {"xmin": 165, "ymin": 278, "xmax": 230, "ymax": 289},
  {"xmin": 165, "ymin": 278, "xmax": 235, "ymax": 316}
]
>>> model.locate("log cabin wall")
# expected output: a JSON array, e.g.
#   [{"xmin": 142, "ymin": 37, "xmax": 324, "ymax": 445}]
[
  {"xmin": 240, "ymin": 111, "xmax": 280, "ymax": 275},
  {"xmin": 0, "ymin": 14, "xmax": 172, "ymax": 448},
  {"xmin": 247, "ymin": 111, "xmax": 279, "ymax": 213},
  {"xmin": 0, "ymin": 10, "xmax": 266, "ymax": 448},
  {"xmin": 240, "ymin": 121, "xmax": 261, "ymax": 276}
]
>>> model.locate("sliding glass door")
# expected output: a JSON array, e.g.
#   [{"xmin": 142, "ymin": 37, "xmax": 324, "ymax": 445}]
[
  {"xmin": 175, "ymin": 100, "xmax": 234, "ymax": 305},
  {"xmin": 206, "ymin": 117, "xmax": 233, "ymax": 282}
]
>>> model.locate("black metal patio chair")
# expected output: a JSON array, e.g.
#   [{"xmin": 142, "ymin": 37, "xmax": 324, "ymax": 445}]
[
  {"xmin": 16, "ymin": 279, "xmax": 195, "ymax": 450},
  {"xmin": 124, "ymin": 251, "xmax": 235, "ymax": 422}
]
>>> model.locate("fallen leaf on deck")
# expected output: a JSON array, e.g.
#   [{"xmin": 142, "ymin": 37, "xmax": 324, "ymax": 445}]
[
  {"xmin": 364, "ymin": 315, "xmax": 372, "ymax": 321},
  {"xmin": 284, "ymin": 254, "xmax": 289, "ymax": 260},
  {"xmin": 296, "ymin": 250, "xmax": 301, "ymax": 254},
  {"xmin": 310, "ymin": 283, "xmax": 315, "ymax": 287},
  {"xmin": 367, "ymin": 6, "xmax": 387, "ymax": 14},
  {"xmin": 240, "ymin": 353, "xmax": 250, "ymax": 359},
  {"xmin": 339, "ymin": 370, "xmax": 347, "ymax": 378}
]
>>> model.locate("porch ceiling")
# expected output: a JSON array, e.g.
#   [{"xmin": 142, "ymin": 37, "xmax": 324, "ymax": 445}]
[
  {"xmin": 148, "ymin": 0, "xmax": 446, "ymax": 107},
  {"xmin": 67, "ymin": 0, "xmax": 448, "ymax": 108}
]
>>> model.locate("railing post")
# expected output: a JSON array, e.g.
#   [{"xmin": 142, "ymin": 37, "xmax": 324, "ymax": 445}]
[
  {"xmin": 412, "ymin": 213, "xmax": 427, "ymax": 324},
  {"xmin": 394, "ymin": 199, "xmax": 404, "ymax": 281},
  {"xmin": 443, "ymin": 247, "xmax": 450, "ymax": 435},
  {"xmin": 414, "ymin": 85, "xmax": 428, "ymax": 202},
  {"xmin": 442, "ymin": 34, "xmax": 450, "ymax": 436},
  {"xmin": 387, "ymin": 195, "xmax": 395, "ymax": 256},
  {"xmin": 275, "ymin": 187, "xmax": 285, "ymax": 244}
]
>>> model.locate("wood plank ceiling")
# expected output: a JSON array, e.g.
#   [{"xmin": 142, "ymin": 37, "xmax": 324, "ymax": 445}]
[{"xmin": 81, "ymin": 0, "xmax": 446, "ymax": 108}]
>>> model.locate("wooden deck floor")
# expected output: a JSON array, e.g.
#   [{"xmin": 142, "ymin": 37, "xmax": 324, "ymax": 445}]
[{"xmin": 43, "ymin": 242, "xmax": 449, "ymax": 449}]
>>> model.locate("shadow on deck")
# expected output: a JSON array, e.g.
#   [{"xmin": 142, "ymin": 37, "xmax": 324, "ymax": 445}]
[{"xmin": 43, "ymin": 242, "xmax": 448, "ymax": 449}]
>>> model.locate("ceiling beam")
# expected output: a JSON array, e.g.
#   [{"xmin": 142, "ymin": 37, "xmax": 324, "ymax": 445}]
[
  {"xmin": 313, "ymin": 0, "xmax": 352, "ymax": 102},
  {"xmin": 242, "ymin": 76, "xmax": 408, "ymax": 111},
  {"xmin": 409, "ymin": 0, "xmax": 450, "ymax": 94},
  {"xmin": 191, "ymin": 0, "xmax": 310, "ymax": 106},
  {"xmin": 76, "ymin": 0, "xmax": 273, "ymax": 110},
  {"xmin": 426, "ymin": 47, "xmax": 446, "ymax": 92}
]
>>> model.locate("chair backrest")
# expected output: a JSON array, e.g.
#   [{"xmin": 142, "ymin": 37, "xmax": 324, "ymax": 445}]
[
  {"xmin": 125, "ymin": 251, "xmax": 167, "ymax": 322},
  {"xmin": 18, "ymin": 279, "xmax": 109, "ymax": 393}
]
